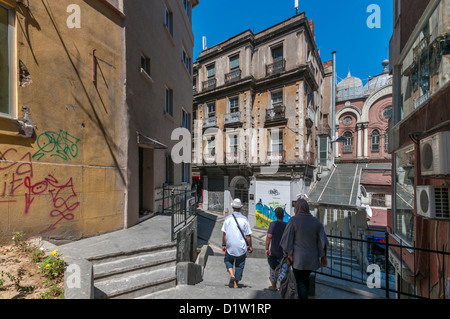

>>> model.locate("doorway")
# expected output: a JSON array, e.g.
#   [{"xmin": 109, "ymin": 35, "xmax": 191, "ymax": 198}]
[{"xmin": 139, "ymin": 147, "xmax": 154, "ymax": 217}]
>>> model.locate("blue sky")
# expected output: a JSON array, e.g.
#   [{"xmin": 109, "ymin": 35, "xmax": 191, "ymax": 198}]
[{"xmin": 193, "ymin": 0, "xmax": 393, "ymax": 83}]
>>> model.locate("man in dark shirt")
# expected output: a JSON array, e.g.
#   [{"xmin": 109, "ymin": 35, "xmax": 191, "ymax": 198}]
[{"xmin": 265, "ymin": 207, "xmax": 288, "ymax": 291}]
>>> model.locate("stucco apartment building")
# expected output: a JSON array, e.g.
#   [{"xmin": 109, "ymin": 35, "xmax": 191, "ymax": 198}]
[
  {"xmin": 192, "ymin": 13, "xmax": 333, "ymax": 228},
  {"xmin": 0, "ymin": 0, "xmax": 198, "ymax": 242},
  {"xmin": 389, "ymin": 0, "xmax": 449, "ymax": 298}
]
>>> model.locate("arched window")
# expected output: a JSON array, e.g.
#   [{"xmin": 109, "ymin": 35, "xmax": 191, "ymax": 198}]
[
  {"xmin": 343, "ymin": 131, "xmax": 353, "ymax": 153},
  {"xmin": 372, "ymin": 130, "xmax": 380, "ymax": 151},
  {"xmin": 385, "ymin": 131, "xmax": 389, "ymax": 151}
]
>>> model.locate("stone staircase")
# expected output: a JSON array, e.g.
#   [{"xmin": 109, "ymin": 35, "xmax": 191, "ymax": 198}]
[
  {"xmin": 140, "ymin": 254, "xmax": 282, "ymax": 299},
  {"xmin": 91, "ymin": 243, "xmax": 178, "ymax": 299}
]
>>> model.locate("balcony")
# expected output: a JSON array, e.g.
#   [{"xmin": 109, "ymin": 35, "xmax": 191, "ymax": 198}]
[
  {"xmin": 225, "ymin": 152, "xmax": 240, "ymax": 164},
  {"xmin": 224, "ymin": 111, "xmax": 241, "ymax": 127},
  {"xmin": 306, "ymin": 108, "xmax": 315, "ymax": 128},
  {"xmin": 225, "ymin": 69, "xmax": 241, "ymax": 85},
  {"xmin": 317, "ymin": 124, "xmax": 332, "ymax": 137},
  {"xmin": 266, "ymin": 59, "xmax": 286, "ymax": 77},
  {"xmin": 343, "ymin": 145, "xmax": 353, "ymax": 153},
  {"xmin": 202, "ymin": 78, "xmax": 216, "ymax": 91},
  {"xmin": 203, "ymin": 153, "xmax": 216, "ymax": 164},
  {"xmin": 266, "ymin": 150, "xmax": 286, "ymax": 163},
  {"xmin": 265, "ymin": 105, "xmax": 286, "ymax": 125},
  {"xmin": 203, "ymin": 116, "xmax": 217, "ymax": 128},
  {"xmin": 307, "ymin": 151, "xmax": 315, "ymax": 165}
]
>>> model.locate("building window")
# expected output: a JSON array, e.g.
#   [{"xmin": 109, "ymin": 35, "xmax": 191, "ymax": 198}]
[
  {"xmin": 182, "ymin": 108, "xmax": 191, "ymax": 131},
  {"xmin": 371, "ymin": 130, "xmax": 380, "ymax": 152},
  {"xmin": 385, "ymin": 131, "xmax": 389, "ymax": 151},
  {"xmin": 228, "ymin": 133, "xmax": 238, "ymax": 154},
  {"xmin": 267, "ymin": 45, "xmax": 285, "ymax": 75},
  {"xmin": 383, "ymin": 106, "xmax": 392, "ymax": 120},
  {"xmin": 164, "ymin": 5, "xmax": 173, "ymax": 36},
  {"xmin": 343, "ymin": 116, "xmax": 352, "ymax": 126},
  {"xmin": 394, "ymin": 144, "xmax": 415, "ymax": 245},
  {"xmin": 319, "ymin": 136, "xmax": 328, "ymax": 165},
  {"xmin": 371, "ymin": 193, "xmax": 386, "ymax": 207},
  {"xmin": 271, "ymin": 46, "xmax": 283, "ymax": 63},
  {"xmin": 269, "ymin": 129, "xmax": 283, "ymax": 152},
  {"xmin": 343, "ymin": 131, "xmax": 353, "ymax": 153},
  {"xmin": 228, "ymin": 96, "xmax": 239, "ymax": 113},
  {"xmin": 0, "ymin": 5, "xmax": 13, "ymax": 116},
  {"xmin": 230, "ymin": 55, "xmax": 239, "ymax": 72},
  {"xmin": 182, "ymin": 0, "xmax": 191, "ymax": 20},
  {"xmin": 270, "ymin": 90, "xmax": 283, "ymax": 108},
  {"xmin": 165, "ymin": 87, "xmax": 173, "ymax": 116},
  {"xmin": 182, "ymin": 47, "xmax": 192, "ymax": 75},
  {"xmin": 397, "ymin": 3, "xmax": 450, "ymax": 122},
  {"xmin": 207, "ymin": 64, "xmax": 215, "ymax": 80},
  {"xmin": 204, "ymin": 135, "xmax": 216, "ymax": 163},
  {"xmin": 181, "ymin": 163, "xmax": 190, "ymax": 184},
  {"xmin": 206, "ymin": 101, "xmax": 215, "ymax": 118},
  {"xmin": 141, "ymin": 55, "xmax": 151, "ymax": 76}
]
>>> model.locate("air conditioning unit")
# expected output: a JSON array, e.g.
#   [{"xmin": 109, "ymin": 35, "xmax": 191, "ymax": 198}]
[
  {"xmin": 416, "ymin": 185, "xmax": 450, "ymax": 219},
  {"xmin": 420, "ymin": 131, "xmax": 450, "ymax": 177}
]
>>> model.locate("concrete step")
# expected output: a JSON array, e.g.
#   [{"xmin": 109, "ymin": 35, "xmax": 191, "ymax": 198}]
[
  {"xmin": 93, "ymin": 248, "xmax": 177, "ymax": 281},
  {"xmin": 94, "ymin": 266, "xmax": 177, "ymax": 299},
  {"xmin": 91, "ymin": 243, "xmax": 178, "ymax": 299},
  {"xmin": 88, "ymin": 242, "xmax": 176, "ymax": 265}
]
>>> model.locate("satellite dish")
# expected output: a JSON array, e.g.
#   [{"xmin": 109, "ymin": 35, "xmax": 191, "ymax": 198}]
[{"xmin": 362, "ymin": 204, "xmax": 373, "ymax": 217}]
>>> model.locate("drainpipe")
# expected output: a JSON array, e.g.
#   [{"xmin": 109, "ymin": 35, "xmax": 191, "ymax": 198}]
[{"xmin": 331, "ymin": 51, "xmax": 337, "ymax": 162}]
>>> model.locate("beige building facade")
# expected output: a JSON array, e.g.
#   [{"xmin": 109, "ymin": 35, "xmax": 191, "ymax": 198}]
[
  {"xmin": 0, "ymin": 0, "xmax": 198, "ymax": 242},
  {"xmin": 193, "ymin": 13, "xmax": 333, "ymax": 228}
]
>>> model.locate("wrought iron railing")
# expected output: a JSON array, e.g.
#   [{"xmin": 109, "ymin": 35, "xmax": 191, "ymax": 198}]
[
  {"xmin": 265, "ymin": 105, "xmax": 286, "ymax": 122},
  {"xmin": 203, "ymin": 116, "xmax": 217, "ymax": 128},
  {"xmin": 161, "ymin": 186, "xmax": 197, "ymax": 241},
  {"xmin": 266, "ymin": 150, "xmax": 286, "ymax": 163},
  {"xmin": 225, "ymin": 69, "xmax": 241, "ymax": 84},
  {"xmin": 315, "ymin": 232, "xmax": 450, "ymax": 299},
  {"xmin": 202, "ymin": 78, "xmax": 216, "ymax": 91},
  {"xmin": 224, "ymin": 112, "xmax": 241, "ymax": 125},
  {"xmin": 266, "ymin": 59, "xmax": 286, "ymax": 76}
]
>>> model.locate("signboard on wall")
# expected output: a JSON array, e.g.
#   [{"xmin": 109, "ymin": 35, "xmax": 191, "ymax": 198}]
[{"xmin": 255, "ymin": 180, "xmax": 291, "ymax": 228}]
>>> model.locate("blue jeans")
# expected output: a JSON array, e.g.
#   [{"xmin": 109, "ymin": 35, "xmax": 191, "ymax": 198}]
[{"xmin": 224, "ymin": 252, "xmax": 247, "ymax": 282}]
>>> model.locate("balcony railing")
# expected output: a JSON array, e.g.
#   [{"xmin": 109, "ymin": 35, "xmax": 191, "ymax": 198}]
[
  {"xmin": 266, "ymin": 59, "xmax": 286, "ymax": 76},
  {"xmin": 265, "ymin": 105, "xmax": 286, "ymax": 123},
  {"xmin": 225, "ymin": 69, "xmax": 241, "ymax": 84},
  {"xmin": 343, "ymin": 145, "xmax": 353, "ymax": 153},
  {"xmin": 266, "ymin": 150, "xmax": 286, "ymax": 163},
  {"xmin": 317, "ymin": 125, "xmax": 332, "ymax": 137},
  {"xmin": 203, "ymin": 116, "xmax": 217, "ymax": 128},
  {"xmin": 224, "ymin": 112, "xmax": 241, "ymax": 125},
  {"xmin": 225, "ymin": 152, "xmax": 240, "ymax": 164},
  {"xmin": 306, "ymin": 108, "xmax": 315, "ymax": 127},
  {"xmin": 203, "ymin": 153, "xmax": 216, "ymax": 164},
  {"xmin": 202, "ymin": 78, "xmax": 216, "ymax": 91}
]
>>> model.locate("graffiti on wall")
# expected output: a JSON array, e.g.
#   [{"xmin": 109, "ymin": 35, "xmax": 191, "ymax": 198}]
[
  {"xmin": 33, "ymin": 130, "xmax": 80, "ymax": 162},
  {"xmin": 0, "ymin": 147, "xmax": 80, "ymax": 234}
]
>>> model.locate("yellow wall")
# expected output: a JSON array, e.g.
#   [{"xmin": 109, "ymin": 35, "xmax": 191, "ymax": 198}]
[{"xmin": 0, "ymin": 0, "xmax": 124, "ymax": 242}]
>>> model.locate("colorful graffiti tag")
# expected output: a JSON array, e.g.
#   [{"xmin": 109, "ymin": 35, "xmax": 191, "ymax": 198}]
[
  {"xmin": 33, "ymin": 130, "xmax": 80, "ymax": 161},
  {"xmin": 0, "ymin": 147, "xmax": 80, "ymax": 234}
]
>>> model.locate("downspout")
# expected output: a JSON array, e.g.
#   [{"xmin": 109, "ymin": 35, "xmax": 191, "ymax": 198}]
[{"xmin": 331, "ymin": 51, "xmax": 337, "ymax": 161}]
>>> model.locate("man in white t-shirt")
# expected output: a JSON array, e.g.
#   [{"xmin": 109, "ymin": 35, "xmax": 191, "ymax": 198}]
[{"xmin": 221, "ymin": 198, "xmax": 253, "ymax": 288}]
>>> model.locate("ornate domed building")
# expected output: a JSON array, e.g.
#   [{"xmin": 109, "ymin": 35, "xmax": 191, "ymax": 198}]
[{"xmin": 335, "ymin": 60, "xmax": 393, "ymax": 163}]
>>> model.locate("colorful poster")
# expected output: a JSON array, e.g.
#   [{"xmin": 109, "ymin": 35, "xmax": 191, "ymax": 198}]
[{"xmin": 255, "ymin": 180, "xmax": 291, "ymax": 228}]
